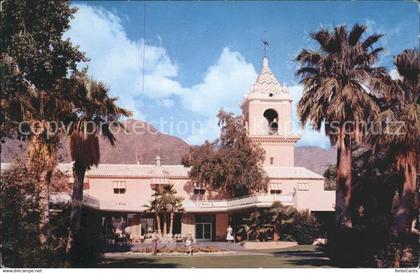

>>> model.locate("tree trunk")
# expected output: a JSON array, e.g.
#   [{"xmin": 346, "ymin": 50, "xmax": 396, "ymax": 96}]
[
  {"xmin": 335, "ymin": 127, "xmax": 353, "ymax": 228},
  {"xmin": 395, "ymin": 151, "xmax": 417, "ymax": 234},
  {"xmin": 28, "ymin": 132, "xmax": 56, "ymax": 247},
  {"xmin": 163, "ymin": 212, "xmax": 168, "ymax": 235},
  {"xmin": 273, "ymin": 225, "xmax": 280, "ymax": 241},
  {"xmin": 65, "ymin": 162, "xmax": 87, "ymax": 267},
  {"xmin": 169, "ymin": 211, "xmax": 174, "ymax": 235},
  {"xmin": 38, "ymin": 169, "xmax": 52, "ymax": 246},
  {"xmin": 155, "ymin": 212, "xmax": 162, "ymax": 236}
]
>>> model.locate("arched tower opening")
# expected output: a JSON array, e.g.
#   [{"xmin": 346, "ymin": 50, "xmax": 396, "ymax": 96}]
[{"xmin": 263, "ymin": 109, "xmax": 279, "ymax": 135}]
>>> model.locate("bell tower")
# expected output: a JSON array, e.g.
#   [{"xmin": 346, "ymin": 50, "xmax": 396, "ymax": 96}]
[{"xmin": 241, "ymin": 55, "xmax": 300, "ymax": 167}]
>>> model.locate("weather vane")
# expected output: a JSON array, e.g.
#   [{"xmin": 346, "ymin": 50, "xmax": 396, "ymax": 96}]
[{"xmin": 261, "ymin": 39, "xmax": 269, "ymax": 57}]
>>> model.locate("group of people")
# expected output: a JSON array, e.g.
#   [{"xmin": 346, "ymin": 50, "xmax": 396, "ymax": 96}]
[
  {"xmin": 151, "ymin": 231, "xmax": 194, "ymax": 256},
  {"xmin": 112, "ymin": 225, "xmax": 131, "ymax": 245},
  {"xmin": 150, "ymin": 225, "xmax": 235, "ymax": 256}
]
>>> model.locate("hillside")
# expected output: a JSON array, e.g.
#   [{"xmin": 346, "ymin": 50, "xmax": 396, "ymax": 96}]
[
  {"xmin": 1, "ymin": 119, "xmax": 190, "ymax": 165},
  {"xmin": 294, "ymin": 146, "xmax": 336, "ymax": 175}
]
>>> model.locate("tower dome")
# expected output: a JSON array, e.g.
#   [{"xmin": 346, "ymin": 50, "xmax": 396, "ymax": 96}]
[{"xmin": 244, "ymin": 56, "xmax": 291, "ymax": 101}]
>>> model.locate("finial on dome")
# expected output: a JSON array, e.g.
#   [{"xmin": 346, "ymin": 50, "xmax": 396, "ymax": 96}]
[{"xmin": 262, "ymin": 39, "xmax": 269, "ymax": 57}]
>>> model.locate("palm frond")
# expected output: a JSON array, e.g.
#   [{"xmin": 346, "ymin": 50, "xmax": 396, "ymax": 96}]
[
  {"xmin": 348, "ymin": 24, "xmax": 367, "ymax": 46},
  {"xmin": 362, "ymin": 33, "xmax": 383, "ymax": 49}
]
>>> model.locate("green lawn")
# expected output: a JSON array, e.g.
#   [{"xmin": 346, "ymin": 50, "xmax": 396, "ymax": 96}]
[{"xmin": 98, "ymin": 245, "xmax": 332, "ymax": 268}]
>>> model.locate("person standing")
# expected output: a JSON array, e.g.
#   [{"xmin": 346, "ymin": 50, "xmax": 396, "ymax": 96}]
[
  {"xmin": 124, "ymin": 225, "xmax": 131, "ymax": 244},
  {"xmin": 226, "ymin": 225, "xmax": 234, "ymax": 243},
  {"xmin": 185, "ymin": 232, "xmax": 193, "ymax": 256},
  {"xmin": 151, "ymin": 230, "xmax": 159, "ymax": 255}
]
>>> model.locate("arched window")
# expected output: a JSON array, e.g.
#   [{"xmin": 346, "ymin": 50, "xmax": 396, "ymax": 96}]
[{"xmin": 263, "ymin": 109, "xmax": 278, "ymax": 135}]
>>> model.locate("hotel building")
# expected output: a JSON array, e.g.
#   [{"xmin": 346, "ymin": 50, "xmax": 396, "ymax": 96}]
[{"xmin": 4, "ymin": 55, "xmax": 335, "ymax": 241}]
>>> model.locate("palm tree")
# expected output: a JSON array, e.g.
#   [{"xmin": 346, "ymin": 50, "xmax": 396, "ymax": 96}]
[
  {"xmin": 2, "ymin": 71, "xmax": 75, "ymax": 244},
  {"xmin": 168, "ymin": 199, "xmax": 183, "ymax": 235},
  {"xmin": 0, "ymin": 0, "xmax": 88, "ymax": 247},
  {"xmin": 370, "ymin": 49, "xmax": 419, "ymax": 234},
  {"xmin": 150, "ymin": 186, "xmax": 165, "ymax": 235},
  {"xmin": 249, "ymin": 208, "xmax": 275, "ymax": 241},
  {"xmin": 295, "ymin": 24, "xmax": 388, "ymax": 227},
  {"xmin": 153, "ymin": 184, "xmax": 184, "ymax": 236},
  {"xmin": 64, "ymin": 76, "xmax": 131, "ymax": 265},
  {"xmin": 271, "ymin": 202, "xmax": 296, "ymax": 240},
  {"xmin": 239, "ymin": 202, "xmax": 295, "ymax": 242},
  {"xmin": 144, "ymin": 198, "xmax": 162, "ymax": 236}
]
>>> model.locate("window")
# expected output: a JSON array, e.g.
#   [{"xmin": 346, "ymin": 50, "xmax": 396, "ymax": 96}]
[
  {"xmin": 270, "ymin": 190, "xmax": 282, "ymax": 195},
  {"xmin": 113, "ymin": 181, "xmax": 126, "ymax": 194},
  {"xmin": 270, "ymin": 157, "xmax": 274, "ymax": 165},
  {"xmin": 263, "ymin": 109, "xmax": 279, "ymax": 135},
  {"xmin": 194, "ymin": 188, "xmax": 206, "ymax": 195}
]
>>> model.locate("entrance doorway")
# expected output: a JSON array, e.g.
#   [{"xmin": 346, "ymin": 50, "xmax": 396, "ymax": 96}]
[{"xmin": 195, "ymin": 222, "xmax": 212, "ymax": 240}]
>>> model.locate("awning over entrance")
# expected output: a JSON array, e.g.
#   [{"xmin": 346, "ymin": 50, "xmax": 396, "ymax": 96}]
[{"xmin": 269, "ymin": 183, "xmax": 282, "ymax": 190}]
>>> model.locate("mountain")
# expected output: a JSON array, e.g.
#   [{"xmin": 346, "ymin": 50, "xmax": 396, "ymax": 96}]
[
  {"xmin": 294, "ymin": 146, "xmax": 336, "ymax": 175},
  {"xmin": 1, "ymin": 119, "xmax": 190, "ymax": 165},
  {"xmin": 1, "ymin": 119, "xmax": 335, "ymax": 174}
]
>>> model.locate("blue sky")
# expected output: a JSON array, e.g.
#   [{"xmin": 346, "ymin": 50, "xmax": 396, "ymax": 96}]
[{"xmin": 67, "ymin": 1, "xmax": 418, "ymax": 147}]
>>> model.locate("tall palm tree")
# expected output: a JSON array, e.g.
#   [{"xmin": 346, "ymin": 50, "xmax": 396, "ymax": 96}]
[
  {"xmin": 2, "ymin": 68, "xmax": 74, "ymax": 244},
  {"xmin": 169, "ymin": 199, "xmax": 183, "ymax": 236},
  {"xmin": 146, "ymin": 184, "xmax": 183, "ymax": 236},
  {"xmin": 144, "ymin": 198, "xmax": 162, "ymax": 236},
  {"xmin": 295, "ymin": 24, "xmax": 388, "ymax": 227},
  {"xmin": 370, "ymin": 49, "xmax": 419, "ymax": 234},
  {"xmin": 64, "ymin": 76, "xmax": 131, "ymax": 265},
  {"xmin": 160, "ymin": 184, "xmax": 183, "ymax": 236},
  {"xmin": 151, "ymin": 186, "xmax": 166, "ymax": 235}
]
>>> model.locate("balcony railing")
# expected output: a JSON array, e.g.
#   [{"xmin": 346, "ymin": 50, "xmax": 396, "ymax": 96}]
[
  {"xmin": 81, "ymin": 193, "xmax": 294, "ymax": 212},
  {"xmin": 82, "ymin": 194, "xmax": 100, "ymax": 208},
  {"xmin": 183, "ymin": 193, "xmax": 294, "ymax": 212}
]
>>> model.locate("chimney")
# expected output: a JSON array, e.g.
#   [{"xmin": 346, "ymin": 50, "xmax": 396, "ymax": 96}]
[
  {"xmin": 136, "ymin": 152, "xmax": 140, "ymax": 165},
  {"xmin": 155, "ymin": 156, "xmax": 161, "ymax": 166}
]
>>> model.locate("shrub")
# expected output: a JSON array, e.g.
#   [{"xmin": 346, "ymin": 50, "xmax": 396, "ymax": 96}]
[
  {"xmin": 288, "ymin": 210, "xmax": 322, "ymax": 245},
  {"xmin": 2, "ymin": 162, "xmax": 37, "ymax": 267},
  {"xmin": 1, "ymin": 162, "xmax": 103, "ymax": 267},
  {"xmin": 69, "ymin": 209, "xmax": 104, "ymax": 267},
  {"xmin": 323, "ymin": 164, "xmax": 336, "ymax": 191}
]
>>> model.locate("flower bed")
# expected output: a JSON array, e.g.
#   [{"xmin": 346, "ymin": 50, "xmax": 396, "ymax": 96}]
[{"xmin": 132, "ymin": 245, "xmax": 227, "ymax": 254}]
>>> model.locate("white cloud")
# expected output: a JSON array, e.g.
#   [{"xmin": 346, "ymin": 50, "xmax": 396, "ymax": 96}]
[
  {"xmin": 185, "ymin": 117, "xmax": 220, "ymax": 144},
  {"xmin": 182, "ymin": 48, "xmax": 257, "ymax": 117},
  {"xmin": 66, "ymin": 4, "xmax": 329, "ymax": 148},
  {"xmin": 158, "ymin": 98, "xmax": 175, "ymax": 108},
  {"xmin": 65, "ymin": 4, "xmax": 183, "ymax": 117},
  {"xmin": 180, "ymin": 48, "xmax": 257, "ymax": 144},
  {"xmin": 66, "ymin": 4, "xmax": 257, "ymax": 143}
]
